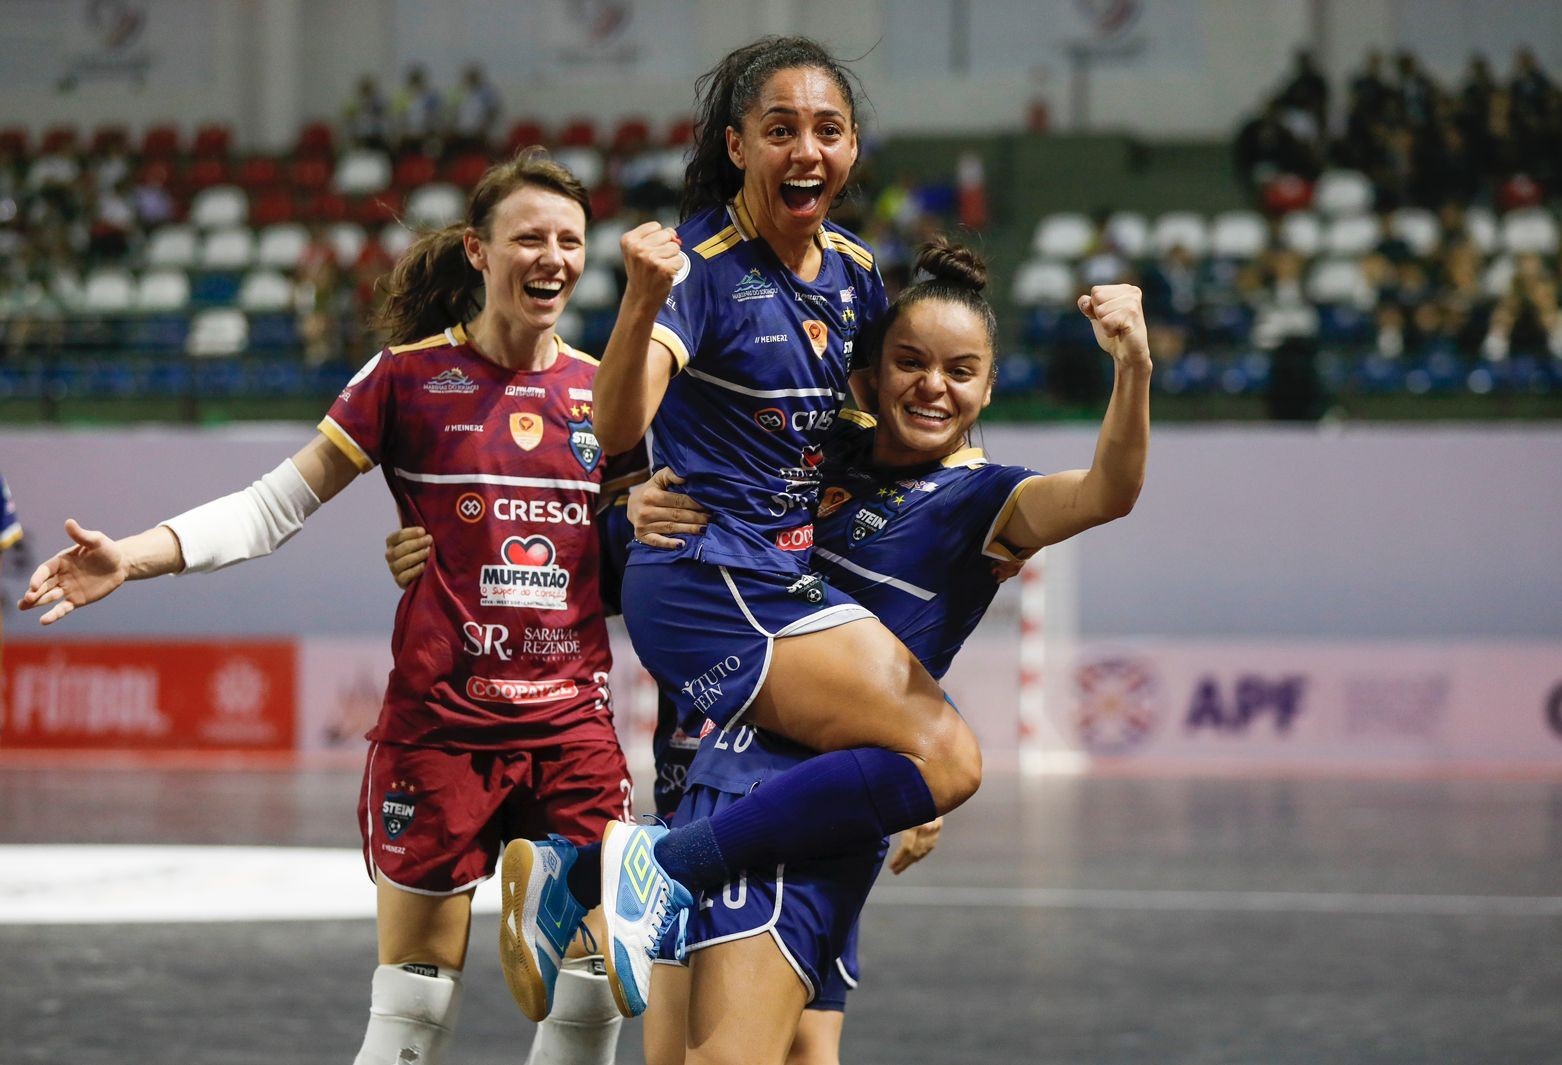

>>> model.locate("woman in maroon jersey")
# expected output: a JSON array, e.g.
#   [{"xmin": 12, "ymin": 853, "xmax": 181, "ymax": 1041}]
[{"xmin": 19, "ymin": 151, "xmax": 632, "ymax": 1065}]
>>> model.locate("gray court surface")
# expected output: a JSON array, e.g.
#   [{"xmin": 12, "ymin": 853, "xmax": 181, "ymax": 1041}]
[{"xmin": 3, "ymin": 765, "xmax": 1561, "ymax": 1064}]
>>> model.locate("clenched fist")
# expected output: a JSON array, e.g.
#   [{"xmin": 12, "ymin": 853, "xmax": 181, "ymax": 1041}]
[
  {"xmin": 1077, "ymin": 284, "xmax": 1150, "ymax": 368},
  {"xmin": 620, "ymin": 221, "xmax": 685, "ymax": 305}
]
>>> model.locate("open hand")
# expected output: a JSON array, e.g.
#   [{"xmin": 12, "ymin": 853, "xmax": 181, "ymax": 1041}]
[
  {"xmin": 628, "ymin": 468, "xmax": 708, "ymax": 549},
  {"xmin": 18, "ymin": 519, "xmax": 128, "ymax": 625}
]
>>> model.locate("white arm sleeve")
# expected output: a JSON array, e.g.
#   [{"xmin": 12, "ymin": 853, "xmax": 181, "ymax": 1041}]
[{"xmin": 161, "ymin": 458, "xmax": 323, "ymax": 574}]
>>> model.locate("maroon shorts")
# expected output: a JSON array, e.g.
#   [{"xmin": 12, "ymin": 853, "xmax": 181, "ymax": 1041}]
[{"xmin": 358, "ymin": 738, "xmax": 633, "ymax": 894}]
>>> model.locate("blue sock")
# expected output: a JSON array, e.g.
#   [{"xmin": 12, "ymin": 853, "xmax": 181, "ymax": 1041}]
[
  {"xmin": 654, "ymin": 748, "xmax": 936, "ymax": 892},
  {"xmin": 567, "ymin": 842, "xmax": 601, "ymax": 909}
]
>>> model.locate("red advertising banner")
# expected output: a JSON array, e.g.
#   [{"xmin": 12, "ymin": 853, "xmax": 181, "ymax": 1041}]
[{"xmin": 2, "ymin": 641, "xmax": 296, "ymax": 751}]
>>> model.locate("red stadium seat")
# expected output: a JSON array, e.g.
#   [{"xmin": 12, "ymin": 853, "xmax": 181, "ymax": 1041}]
[
  {"xmin": 443, "ymin": 152, "xmax": 490, "ymax": 188},
  {"xmin": 185, "ymin": 156, "xmax": 231, "ymax": 190},
  {"xmin": 296, "ymin": 120, "xmax": 335, "ymax": 158},
  {"xmin": 252, "ymin": 190, "xmax": 297, "ymax": 226},
  {"xmin": 308, "ymin": 191, "xmax": 349, "ymax": 222},
  {"xmin": 558, "ymin": 119, "xmax": 598, "ymax": 148},
  {"xmin": 192, "ymin": 123, "xmax": 232, "ymax": 158},
  {"xmin": 665, "ymin": 118, "xmax": 696, "ymax": 147},
  {"xmin": 287, "ymin": 156, "xmax": 333, "ymax": 193},
  {"xmin": 611, "ymin": 118, "xmax": 652, "ymax": 154},
  {"xmin": 392, "ymin": 153, "xmax": 437, "ymax": 190},
  {"xmin": 235, "ymin": 156, "xmax": 282, "ymax": 192},
  {"xmin": 350, "ymin": 191, "xmax": 404, "ymax": 226},
  {"xmin": 0, "ymin": 127, "xmax": 26, "ymax": 156},
  {"xmin": 141, "ymin": 124, "xmax": 181, "ymax": 159},
  {"xmin": 1261, "ymin": 173, "xmax": 1313, "ymax": 216},
  {"xmin": 136, "ymin": 159, "xmax": 175, "ymax": 188},
  {"xmin": 40, "ymin": 125, "xmax": 79, "ymax": 155},
  {"xmin": 505, "ymin": 120, "xmax": 548, "ymax": 155},
  {"xmin": 89, "ymin": 124, "xmax": 130, "ymax": 155},
  {"xmin": 1497, "ymin": 173, "xmax": 1544, "ymax": 213},
  {"xmin": 589, "ymin": 183, "xmax": 620, "ymax": 220}
]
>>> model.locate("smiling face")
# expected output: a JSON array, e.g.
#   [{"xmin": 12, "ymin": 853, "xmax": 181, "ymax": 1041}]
[
  {"xmin": 865, "ymin": 299, "xmax": 995, "ymax": 467},
  {"xmin": 463, "ymin": 184, "xmax": 586, "ymax": 335},
  {"xmin": 725, "ymin": 65, "xmax": 858, "ymax": 249}
]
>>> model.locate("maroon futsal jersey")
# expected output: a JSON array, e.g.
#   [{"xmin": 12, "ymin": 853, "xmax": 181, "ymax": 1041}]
[{"xmin": 321, "ymin": 324, "xmax": 618, "ymax": 750}]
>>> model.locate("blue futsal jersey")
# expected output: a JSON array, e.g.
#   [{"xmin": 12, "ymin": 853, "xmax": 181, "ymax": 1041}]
[
  {"xmin": 686, "ymin": 413, "xmax": 1044, "ymax": 794},
  {"xmin": 0, "ymin": 473, "xmax": 21, "ymax": 551},
  {"xmin": 637, "ymin": 190, "xmax": 888, "ymax": 572}
]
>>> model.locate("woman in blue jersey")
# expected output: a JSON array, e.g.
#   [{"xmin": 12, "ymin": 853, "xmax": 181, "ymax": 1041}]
[{"xmin": 629, "ymin": 238, "xmax": 1150, "ymax": 1065}]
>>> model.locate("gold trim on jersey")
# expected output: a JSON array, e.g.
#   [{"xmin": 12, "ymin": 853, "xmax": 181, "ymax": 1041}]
[
  {"xmin": 388, "ymin": 331, "xmax": 454, "ymax": 356},
  {"xmin": 839, "ymin": 408, "xmax": 876, "ymax": 428},
  {"xmin": 730, "ymin": 189, "xmax": 759, "ymax": 240},
  {"xmin": 982, "ymin": 476, "xmax": 1045, "ymax": 562},
  {"xmin": 940, "ymin": 446, "xmax": 987, "ymax": 469},
  {"xmin": 825, "ymin": 231, "xmax": 874, "ymax": 271},
  {"xmin": 558, "ymin": 334, "xmax": 600, "ymax": 366},
  {"xmin": 651, "ymin": 322, "xmax": 692, "ymax": 371},
  {"xmin": 0, "ymin": 526, "xmax": 21, "ymax": 551},
  {"xmin": 318, "ymin": 416, "xmax": 374, "ymax": 473},
  {"xmin": 694, "ymin": 226, "xmax": 742, "ymax": 259}
]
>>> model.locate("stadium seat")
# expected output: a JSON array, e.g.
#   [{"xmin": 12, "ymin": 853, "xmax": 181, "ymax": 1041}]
[
  {"xmin": 380, "ymin": 222, "xmax": 416, "ymax": 259},
  {"xmin": 296, "ymin": 120, "xmax": 335, "ymax": 158},
  {"xmin": 1500, "ymin": 208, "xmax": 1559, "ymax": 255},
  {"xmin": 556, "ymin": 308, "xmax": 584, "ymax": 343},
  {"xmin": 665, "ymin": 117, "xmax": 696, "ymax": 147},
  {"xmin": 308, "ymin": 191, "xmax": 349, "ymax": 222},
  {"xmin": 1151, "ymin": 212, "xmax": 1210, "ymax": 257},
  {"xmin": 145, "ymin": 225, "xmax": 200, "ymax": 269},
  {"xmin": 199, "ymin": 226, "xmax": 256, "ymax": 271},
  {"xmin": 135, "ymin": 270, "xmax": 191, "ymax": 312},
  {"xmin": 406, "ymin": 183, "xmax": 465, "ymax": 227},
  {"xmin": 83, "ymin": 269, "xmax": 136, "ymax": 314},
  {"xmin": 1103, "ymin": 211, "xmax": 1149, "ymax": 258},
  {"xmin": 187, "ymin": 308, "xmax": 249, "ymax": 356},
  {"xmin": 89, "ymin": 124, "xmax": 130, "ymax": 155},
  {"xmin": 506, "ymin": 120, "xmax": 548, "ymax": 154},
  {"xmin": 41, "ymin": 124, "xmax": 79, "ymax": 155},
  {"xmin": 1464, "ymin": 207, "xmax": 1499, "ymax": 254},
  {"xmin": 1210, "ymin": 211, "xmax": 1269, "ymax": 259},
  {"xmin": 443, "ymin": 152, "xmax": 490, "ymax": 189},
  {"xmin": 350, "ymin": 191, "xmax": 403, "ymax": 226},
  {"xmin": 183, "ymin": 156, "xmax": 231, "ymax": 190},
  {"xmin": 237, "ymin": 270, "xmax": 295, "ymax": 313},
  {"xmin": 1010, "ymin": 259, "xmax": 1077, "ymax": 306},
  {"xmin": 392, "ymin": 153, "xmax": 438, "ymax": 189},
  {"xmin": 572, "ymin": 268, "xmax": 619, "ymax": 311},
  {"xmin": 0, "ymin": 126, "xmax": 27, "ymax": 156},
  {"xmin": 611, "ymin": 117, "xmax": 652, "ymax": 154},
  {"xmin": 1279, "ymin": 211, "xmax": 1323, "ymax": 256},
  {"xmin": 334, "ymin": 149, "xmax": 392, "ymax": 195},
  {"xmin": 140, "ymin": 124, "xmax": 181, "ymax": 159},
  {"xmin": 1032, "ymin": 213, "xmax": 1095, "ymax": 259},
  {"xmin": 586, "ymin": 218, "xmax": 633, "ymax": 265},
  {"xmin": 190, "ymin": 185, "xmax": 248, "ymax": 228},
  {"xmin": 235, "ymin": 156, "xmax": 281, "ymax": 192},
  {"xmin": 251, "ymin": 190, "xmax": 296, "ymax": 227},
  {"xmin": 1313, "ymin": 169, "xmax": 1373, "ymax": 216},
  {"xmin": 1305, "ymin": 258, "xmax": 1372, "ymax": 308},
  {"xmin": 558, "ymin": 119, "xmax": 598, "ymax": 148},
  {"xmin": 288, "ymin": 156, "xmax": 334, "ymax": 194},
  {"xmin": 553, "ymin": 147, "xmax": 605, "ymax": 189},
  {"xmin": 1323, "ymin": 213, "xmax": 1382, "ymax": 257},
  {"xmin": 256, "ymin": 223, "xmax": 310, "ymax": 269},
  {"xmin": 1389, "ymin": 208, "xmax": 1440, "ymax": 257},
  {"xmin": 1482, "ymin": 255, "xmax": 1515, "ymax": 299},
  {"xmin": 327, "ymin": 222, "xmax": 367, "ymax": 265},
  {"xmin": 192, "ymin": 123, "xmax": 233, "ymax": 158}
]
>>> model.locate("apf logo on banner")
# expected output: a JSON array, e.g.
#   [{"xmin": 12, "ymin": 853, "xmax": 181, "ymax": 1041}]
[{"xmin": 1073, "ymin": 654, "xmax": 1160, "ymax": 754}]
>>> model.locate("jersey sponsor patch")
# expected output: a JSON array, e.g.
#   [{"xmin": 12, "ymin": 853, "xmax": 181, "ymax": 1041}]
[
  {"xmin": 506, "ymin": 384, "xmax": 547, "ymax": 398},
  {"xmin": 465, "ymin": 675, "xmax": 580, "ymax": 705},
  {"xmin": 425, "ymin": 368, "xmax": 479, "ymax": 395},
  {"xmin": 848, "ymin": 506, "xmax": 891, "ymax": 548},
  {"xmin": 802, "ymin": 320, "xmax": 828, "ymax": 357},
  {"xmin": 774, "ymin": 524, "xmax": 814, "ymax": 552},
  {"xmin": 381, "ymin": 782, "xmax": 418, "ymax": 839},
  {"xmin": 510, "ymin": 411, "xmax": 544, "ymax": 451},
  {"xmin": 817, "ymin": 486, "xmax": 852, "ymax": 519},
  {"xmin": 732, "ymin": 268, "xmax": 778, "ymax": 302},
  {"xmin": 456, "ymin": 492, "xmax": 485, "ymax": 523},
  {"xmin": 568, "ymin": 417, "xmax": 601, "ymax": 473},
  {"xmin": 480, "ymin": 535, "xmax": 570, "ymax": 610},
  {"xmin": 754, "ymin": 407, "xmax": 784, "ymax": 432},
  {"xmin": 673, "ymin": 250, "xmax": 692, "ymax": 286},
  {"xmin": 786, "ymin": 573, "xmax": 826, "ymax": 604}
]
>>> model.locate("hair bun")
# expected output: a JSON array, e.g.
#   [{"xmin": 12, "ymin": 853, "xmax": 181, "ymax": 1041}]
[{"xmin": 912, "ymin": 237, "xmax": 988, "ymax": 293}]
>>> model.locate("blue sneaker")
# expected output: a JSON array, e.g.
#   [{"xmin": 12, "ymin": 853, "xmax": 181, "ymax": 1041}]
[
  {"xmin": 600, "ymin": 820, "xmax": 694, "ymax": 1017},
  {"xmin": 498, "ymin": 835, "xmax": 587, "ymax": 1022}
]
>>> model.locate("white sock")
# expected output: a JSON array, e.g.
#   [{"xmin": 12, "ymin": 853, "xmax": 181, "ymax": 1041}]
[
  {"xmin": 353, "ymin": 963, "xmax": 464, "ymax": 1065},
  {"xmin": 524, "ymin": 956, "xmax": 622, "ymax": 1065}
]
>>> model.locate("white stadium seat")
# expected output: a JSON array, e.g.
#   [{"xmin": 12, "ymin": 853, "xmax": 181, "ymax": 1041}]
[
  {"xmin": 1482, "ymin": 255, "xmax": 1515, "ymax": 299},
  {"xmin": 1389, "ymin": 208, "xmax": 1440, "ymax": 256},
  {"xmin": 552, "ymin": 147, "xmax": 605, "ymax": 190},
  {"xmin": 83, "ymin": 269, "xmax": 135, "ymax": 313},
  {"xmin": 1464, "ymin": 207, "xmax": 1498, "ymax": 254},
  {"xmin": 380, "ymin": 222, "xmax": 416, "ymax": 259},
  {"xmin": 1500, "ymin": 208, "xmax": 1559, "ymax": 255},
  {"xmin": 1305, "ymin": 258, "xmax": 1372, "ymax": 307},
  {"xmin": 186, "ymin": 308, "xmax": 249, "ymax": 356},
  {"xmin": 1010, "ymin": 259, "xmax": 1077, "ymax": 306},
  {"xmin": 1104, "ymin": 211, "xmax": 1149, "ymax": 258},
  {"xmin": 1313, "ymin": 169, "xmax": 1373, "ymax": 217},
  {"xmin": 1151, "ymin": 212, "xmax": 1209, "ymax": 257},
  {"xmin": 1032, "ymin": 212, "xmax": 1095, "ymax": 259},
  {"xmin": 1278, "ymin": 211, "xmax": 1322, "ymax": 257},
  {"xmin": 586, "ymin": 218, "xmax": 633, "ymax": 266},
  {"xmin": 333, "ymin": 149, "xmax": 392, "ymax": 195},
  {"xmin": 255, "ymin": 223, "xmax": 310, "ymax": 269},
  {"xmin": 237, "ymin": 269, "xmax": 295, "ymax": 313},
  {"xmin": 1323, "ymin": 214, "xmax": 1382, "ymax": 257},
  {"xmin": 406, "ymin": 183, "xmax": 465, "ymax": 228},
  {"xmin": 135, "ymin": 269, "xmax": 190, "ymax": 312},
  {"xmin": 190, "ymin": 185, "xmax": 248, "ymax": 228},
  {"xmin": 145, "ymin": 225, "xmax": 200, "ymax": 269},
  {"xmin": 1210, "ymin": 211, "xmax": 1269, "ymax": 259},
  {"xmin": 199, "ymin": 226, "xmax": 256, "ymax": 271},
  {"xmin": 328, "ymin": 222, "xmax": 367, "ymax": 265},
  {"xmin": 571, "ymin": 267, "xmax": 619, "ymax": 311}
]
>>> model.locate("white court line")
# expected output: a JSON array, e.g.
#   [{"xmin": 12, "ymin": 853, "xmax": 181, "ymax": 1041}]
[
  {"xmin": 3, "ymin": 845, "xmax": 1559, "ymax": 924},
  {"xmin": 869, "ymin": 885, "xmax": 1562, "ymax": 918}
]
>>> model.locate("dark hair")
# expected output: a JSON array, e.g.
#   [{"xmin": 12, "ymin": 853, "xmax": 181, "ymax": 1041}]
[
  {"xmin": 681, "ymin": 36, "xmax": 864, "ymax": 219},
  {"xmin": 857, "ymin": 237, "xmax": 998, "ymax": 372},
  {"xmin": 375, "ymin": 149, "xmax": 591, "ymax": 345}
]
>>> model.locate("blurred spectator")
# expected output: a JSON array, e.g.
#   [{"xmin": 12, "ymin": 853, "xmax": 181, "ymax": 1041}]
[
  {"xmin": 344, "ymin": 76, "xmax": 391, "ymax": 151},
  {"xmin": 1276, "ymin": 50, "xmax": 1329, "ymax": 152},
  {"xmin": 394, "ymin": 66, "xmax": 444, "ymax": 156},
  {"xmin": 1482, "ymin": 253, "xmax": 1562, "ymax": 361},
  {"xmin": 295, "ymin": 224, "xmax": 344, "ymax": 364},
  {"xmin": 131, "ymin": 164, "xmax": 175, "ymax": 228},
  {"xmin": 448, "ymin": 65, "xmax": 501, "ymax": 154},
  {"xmin": 86, "ymin": 177, "xmax": 135, "ymax": 261},
  {"xmin": 1250, "ymin": 249, "xmax": 1319, "ymax": 349},
  {"xmin": 1235, "ymin": 102, "xmax": 1321, "ymax": 194}
]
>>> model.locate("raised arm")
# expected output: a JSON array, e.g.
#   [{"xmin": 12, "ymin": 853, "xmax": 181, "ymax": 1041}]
[
  {"xmin": 592, "ymin": 222, "xmax": 684, "ymax": 455},
  {"xmin": 19, "ymin": 432, "xmax": 360, "ymax": 624},
  {"xmin": 997, "ymin": 284, "xmax": 1151, "ymax": 553}
]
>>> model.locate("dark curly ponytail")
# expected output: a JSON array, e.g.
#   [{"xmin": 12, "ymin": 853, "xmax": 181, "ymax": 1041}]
[
  {"xmin": 855, "ymin": 237, "xmax": 998, "ymax": 373},
  {"xmin": 680, "ymin": 36, "xmax": 865, "ymax": 220}
]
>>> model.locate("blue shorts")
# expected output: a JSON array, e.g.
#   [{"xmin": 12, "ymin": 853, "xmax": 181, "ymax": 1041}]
[
  {"xmin": 662, "ymin": 781, "xmax": 887, "ymax": 1006},
  {"xmin": 622, "ymin": 559, "xmax": 872, "ymax": 732}
]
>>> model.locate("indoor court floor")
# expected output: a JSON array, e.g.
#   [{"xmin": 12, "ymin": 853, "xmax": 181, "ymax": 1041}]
[{"xmin": 3, "ymin": 763, "xmax": 1560, "ymax": 1064}]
